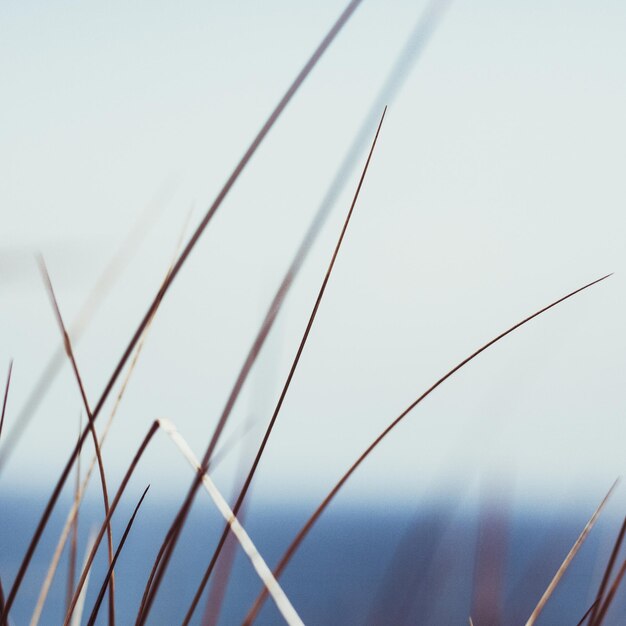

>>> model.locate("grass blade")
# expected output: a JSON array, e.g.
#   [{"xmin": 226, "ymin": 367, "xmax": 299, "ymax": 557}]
[
  {"xmin": 576, "ymin": 600, "xmax": 599, "ymax": 626},
  {"xmin": 27, "ymin": 208, "xmax": 194, "ymax": 626},
  {"xmin": 63, "ymin": 422, "xmax": 160, "ymax": 626},
  {"xmin": 133, "ymin": 2, "xmax": 369, "ymax": 620},
  {"xmin": 86, "ymin": 486, "xmax": 150, "ymax": 626},
  {"xmin": 525, "ymin": 481, "xmax": 618, "ymax": 626},
  {"xmin": 38, "ymin": 259, "xmax": 117, "ymax": 626},
  {"xmin": 157, "ymin": 418, "xmax": 304, "ymax": 626},
  {"xmin": 184, "ymin": 106, "xmax": 387, "ymax": 626},
  {"xmin": 243, "ymin": 273, "xmax": 613, "ymax": 624}
]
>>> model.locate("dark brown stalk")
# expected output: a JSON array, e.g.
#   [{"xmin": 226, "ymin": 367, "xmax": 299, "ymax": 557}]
[
  {"xmin": 184, "ymin": 106, "xmax": 387, "ymax": 626},
  {"xmin": 0, "ymin": 361, "xmax": 13, "ymax": 444},
  {"xmin": 133, "ymin": 3, "xmax": 369, "ymax": 622},
  {"xmin": 66, "ymin": 413, "xmax": 83, "ymax": 616},
  {"xmin": 243, "ymin": 273, "xmax": 612, "ymax": 624},
  {"xmin": 1, "ymin": 2, "xmax": 362, "ymax": 618},
  {"xmin": 63, "ymin": 422, "xmax": 159, "ymax": 626},
  {"xmin": 591, "ymin": 557, "xmax": 626, "ymax": 626},
  {"xmin": 0, "ymin": 187, "xmax": 169, "ymax": 474},
  {"xmin": 38, "ymin": 259, "xmax": 117, "ymax": 626},
  {"xmin": 587, "ymin": 516, "xmax": 626, "ymax": 625},
  {"xmin": 177, "ymin": 9, "xmax": 454, "ymax": 618},
  {"xmin": 86, "ymin": 485, "xmax": 150, "ymax": 626},
  {"xmin": 576, "ymin": 600, "xmax": 599, "ymax": 626}
]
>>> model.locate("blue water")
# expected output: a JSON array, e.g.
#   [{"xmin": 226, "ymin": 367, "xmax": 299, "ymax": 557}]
[{"xmin": 1, "ymin": 492, "xmax": 624, "ymax": 625}]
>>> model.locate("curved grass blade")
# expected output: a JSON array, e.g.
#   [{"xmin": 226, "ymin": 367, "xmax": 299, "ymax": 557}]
[
  {"xmin": 38, "ymin": 259, "xmax": 117, "ymax": 626},
  {"xmin": 243, "ymin": 273, "xmax": 613, "ymax": 624}
]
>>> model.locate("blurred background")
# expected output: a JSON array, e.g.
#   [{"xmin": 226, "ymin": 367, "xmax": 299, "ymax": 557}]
[{"xmin": 1, "ymin": 0, "xmax": 626, "ymax": 623}]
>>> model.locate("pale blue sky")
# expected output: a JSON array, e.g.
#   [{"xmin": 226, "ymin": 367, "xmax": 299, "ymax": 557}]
[{"xmin": 1, "ymin": 0, "xmax": 626, "ymax": 512}]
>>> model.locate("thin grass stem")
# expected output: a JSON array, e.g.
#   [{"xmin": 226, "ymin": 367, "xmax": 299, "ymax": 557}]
[
  {"xmin": 86, "ymin": 485, "xmax": 150, "ymax": 626},
  {"xmin": 38, "ymin": 259, "xmax": 117, "ymax": 626},
  {"xmin": 243, "ymin": 273, "xmax": 613, "ymax": 624},
  {"xmin": 186, "ymin": 106, "xmax": 387, "ymax": 626},
  {"xmin": 524, "ymin": 481, "xmax": 617, "ymax": 626}
]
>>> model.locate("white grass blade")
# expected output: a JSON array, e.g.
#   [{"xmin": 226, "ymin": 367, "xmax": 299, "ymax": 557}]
[{"xmin": 157, "ymin": 418, "xmax": 304, "ymax": 626}]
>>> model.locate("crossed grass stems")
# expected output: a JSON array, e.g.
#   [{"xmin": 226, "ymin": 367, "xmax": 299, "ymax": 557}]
[{"xmin": 0, "ymin": 0, "xmax": 622, "ymax": 624}]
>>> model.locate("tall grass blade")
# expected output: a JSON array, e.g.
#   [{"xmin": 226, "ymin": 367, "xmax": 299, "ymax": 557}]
[
  {"xmin": 184, "ymin": 106, "xmax": 387, "ymax": 626},
  {"xmin": 86, "ymin": 485, "xmax": 150, "ymax": 626},
  {"xmin": 63, "ymin": 422, "xmax": 160, "ymax": 626},
  {"xmin": 38, "ymin": 258, "xmax": 117, "ymax": 626},
  {"xmin": 133, "ymin": 2, "xmax": 370, "ymax": 620},
  {"xmin": 242, "ymin": 273, "xmax": 613, "ymax": 624},
  {"xmin": 53, "ymin": 416, "xmax": 303, "ymax": 626},
  {"xmin": 525, "ymin": 480, "xmax": 618, "ymax": 626}
]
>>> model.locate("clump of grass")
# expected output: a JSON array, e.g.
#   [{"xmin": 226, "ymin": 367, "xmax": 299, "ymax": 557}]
[{"xmin": 0, "ymin": 0, "xmax": 622, "ymax": 625}]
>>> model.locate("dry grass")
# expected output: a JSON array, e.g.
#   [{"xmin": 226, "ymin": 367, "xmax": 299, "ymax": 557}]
[{"xmin": 0, "ymin": 0, "xmax": 623, "ymax": 625}]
